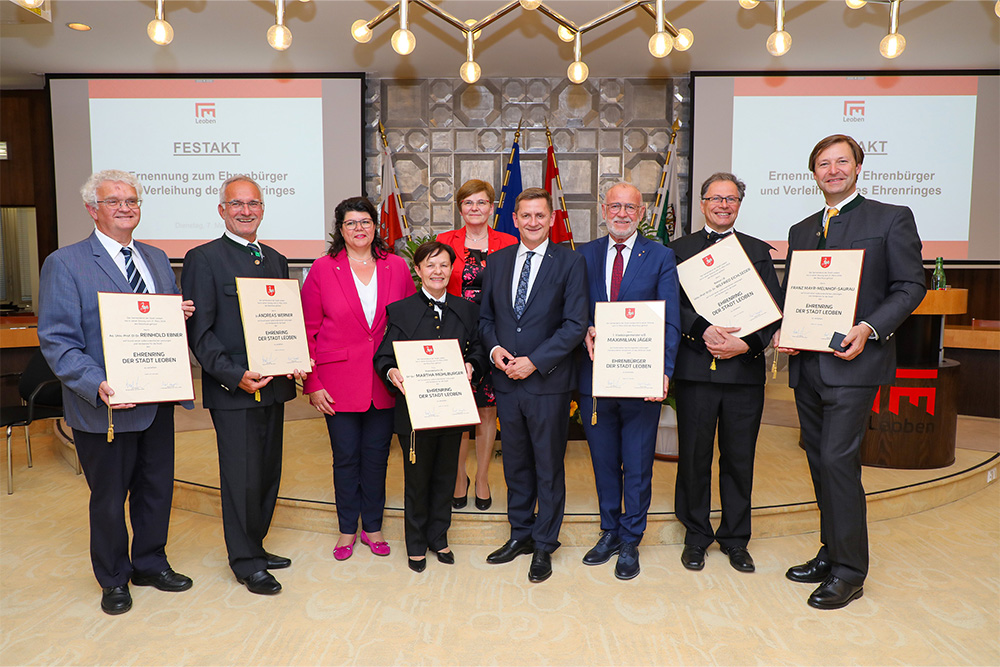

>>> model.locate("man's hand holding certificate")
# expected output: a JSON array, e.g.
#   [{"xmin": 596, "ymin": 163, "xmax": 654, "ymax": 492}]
[
  {"xmin": 780, "ymin": 249, "xmax": 865, "ymax": 352},
  {"xmin": 236, "ymin": 277, "xmax": 311, "ymax": 377},
  {"xmin": 592, "ymin": 301, "xmax": 666, "ymax": 399}
]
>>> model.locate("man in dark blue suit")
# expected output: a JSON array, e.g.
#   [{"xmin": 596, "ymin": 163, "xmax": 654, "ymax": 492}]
[
  {"xmin": 778, "ymin": 135, "xmax": 925, "ymax": 609},
  {"xmin": 670, "ymin": 173, "xmax": 782, "ymax": 575},
  {"xmin": 479, "ymin": 187, "xmax": 588, "ymax": 583},
  {"xmin": 577, "ymin": 182, "xmax": 680, "ymax": 580},
  {"xmin": 38, "ymin": 170, "xmax": 195, "ymax": 615}
]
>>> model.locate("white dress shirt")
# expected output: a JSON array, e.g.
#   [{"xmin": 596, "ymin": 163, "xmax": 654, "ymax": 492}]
[
  {"xmin": 94, "ymin": 227, "xmax": 155, "ymax": 292},
  {"xmin": 604, "ymin": 231, "xmax": 638, "ymax": 298}
]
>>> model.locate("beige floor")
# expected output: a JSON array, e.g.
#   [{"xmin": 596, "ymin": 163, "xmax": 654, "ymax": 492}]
[{"xmin": 1, "ymin": 427, "xmax": 999, "ymax": 667}]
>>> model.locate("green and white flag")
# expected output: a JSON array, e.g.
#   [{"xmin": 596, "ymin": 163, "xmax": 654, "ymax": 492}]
[{"xmin": 652, "ymin": 154, "xmax": 681, "ymax": 243}]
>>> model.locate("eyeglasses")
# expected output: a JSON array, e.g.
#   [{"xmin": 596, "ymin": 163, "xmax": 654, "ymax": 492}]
[
  {"xmin": 225, "ymin": 200, "xmax": 264, "ymax": 211},
  {"xmin": 701, "ymin": 196, "xmax": 742, "ymax": 205},
  {"xmin": 343, "ymin": 219, "xmax": 374, "ymax": 230},
  {"xmin": 606, "ymin": 202, "xmax": 641, "ymax": 215},
  {"xmin": 460, "ymin": 199, "xmax": 492, "ymax": 209},
  {"xmin": 97, "ymin": 198, "xmax": 142, "ymax": 209}
]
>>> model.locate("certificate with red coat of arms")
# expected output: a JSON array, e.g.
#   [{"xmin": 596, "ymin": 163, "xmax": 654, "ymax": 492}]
[
  {"xmin": 392, "ymin": 339, "xmax": 480, "ymax": 430},
  {"xmin": 593, "ymin": 301, "xmax": 666, "ymax": 398},
  {"xmin": 676, "ymin": 234, "xmax": 782, "ymax": 337},
  {"xmin": 97, "ymin": 292, "xmax": 195, "ymax": 405},
  {"xmin": 235, "ymin": 277, "xmax": 311, "ymax": 376},
  {"xmin": 781, "ymin": 249, "xmax": 865, "ymax": 352}
]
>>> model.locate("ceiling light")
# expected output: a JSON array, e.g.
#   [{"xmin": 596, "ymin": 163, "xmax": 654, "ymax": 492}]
[
  {"xmin": 66, "ymin": 23, "xmax": 92, "ymax": 31},
  {"xmin": 738, "ymin": 0, "xmax": 759, "ymax": 9},
  {"xmin": 673, "ymin": 28, "xmax": 694, "ymax": 51},
  {"xmin": 464, "ymin": 18, "xmax": 482, "ymax": 41},
  {"xmin": 557, "ymin": 25, "xmax": 575, "ymax": 42},
  {"xmin": 845, "ymin": 0, "xmax": 867, "ymax": 8},
  {"xmin": 766, "ymin": 0, "xmax": 791, "ymax": 56},
  {"xmin": 267, "ymin": 0, "xmax": 292, "ymax": 50},
  {"xmin": 520, "ymin": 0, "xmax": 541, "ymax": 10},
  {"xmin": 567, "ymin": 33, "xmax": 588, "ymax": 84},
  {"xmin": 147, "ymin": 0, "xmax": 173, "ymax": 46},
  {"xmin": 879, "ymin": 0, "xmax": 905, "ymax": 58},
  {"xmin": 648, "ymin": 32, "xmax": 673, "ymax": 58},
  {"xmin": 459, "ymin": 30, "xmax": 480, "ymax": 83},
  {"xmin": 351, "ymin": 19, "xmax": 373, "ymax": 43},
  {"xmin": 22, "ymin": 0, "xmax": 44, "ymax": 8},
  {"xmin": 391, "ymin": 0, "xmax": 416, "ymax": 55}
]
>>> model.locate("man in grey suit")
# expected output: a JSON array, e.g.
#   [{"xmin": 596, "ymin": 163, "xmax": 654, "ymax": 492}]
[
  {"xmin": 182, "ymin": 175, "xmax": 306, "ymax": 596},
  {"xmin": 38, "ymin": 169, "xmax": 195, "ymax": 615},
  {"xmin": 777, "ymin": 135, "xmax": 925, "ymax": 609}
]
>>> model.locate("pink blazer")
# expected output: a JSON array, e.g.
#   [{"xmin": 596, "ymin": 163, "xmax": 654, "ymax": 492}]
[{"xmin": 301, "ymin": 252, "xmax": 415, "ymax": 411}]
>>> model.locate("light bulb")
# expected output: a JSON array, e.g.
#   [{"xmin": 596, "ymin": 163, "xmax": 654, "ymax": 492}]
[
  {"xmin": 674, "ymin": 28, "xmax": 694, "ymax": 51},
  {"xmin": 351, "ymin": 19, "xmax": 372, "ymax": 43},
  {"xmin": 766, "ymin": 30, "xmax": 791, "ymax": 56},
  {"xmin": 879, "ymin": 32, "xmax": 905, "ymax": 58},
  {"xmin": 996, "ymin": 0, "xmax": 999, "ymax": 18},
  {"xmin": 460, "ymin": 61, "xmax": 481, "ymax": 84},
  {"xmin": 648, "ymin": 31, "xmax": 673, "ymax": 58},
  {"xmin": 520, "ymin": 0, "xmax": 541, "ymax": 10},
  {"xmin": 557, "ymin": 26, "xmax": 575, "ymax": 42},
  {"xmin": 845, "ymin": 0, "xmax": 867, "ymax": 8},
  {"xmin": 738, "ymin": 0, "xmax": 759, "ymax": 9},
  {"xmin": 567, "ymin": 60, "xmax": 589, "ymax": 84},
  {"xmin": 391, "ymin": 28, "xmax": 416, "ymax": 55},
  {"xmin": 147, "ymin": 18, "xmax": 174, "ymax": 45},
  {"xmin": 464, "ymin": 19, "xmax": 482, "ymax": 41},
  {"xmin": 22, "ymin": 0, "xmax": 44, "ymax": 8},
  {"xmin": 267, "ymin": 23, "xmax": 292, "ymax": 50}
]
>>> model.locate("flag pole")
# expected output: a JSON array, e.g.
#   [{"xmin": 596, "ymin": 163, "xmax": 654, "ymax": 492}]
[
  {"xmin": 493, "ymin": 119, "xmax": 522, "ymax": 229},
  {"xmin": 650, "ymin": 119, "xmax": 681, "ymax": 230},
  {"xmin": 545, "ymin": 125, "xmax": 575, "ymax": 250},
  {"xmin": 378, "ymin": 121, "xmax": 410, "ymax": 236}
]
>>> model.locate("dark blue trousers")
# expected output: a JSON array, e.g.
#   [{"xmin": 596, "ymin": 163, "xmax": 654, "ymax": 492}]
[{"xmin": 325, "ymin": 406, "xmax": 394, "ymax": 535}]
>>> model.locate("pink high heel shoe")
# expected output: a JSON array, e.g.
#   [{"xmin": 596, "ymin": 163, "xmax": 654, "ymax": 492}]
[
  {"xmin": 360, "ymin": 531, "xmax": 391, "ymax": 556},
  {"xmin": 334, "ymin": 534, "xmax": 357, "ymax": 561}
]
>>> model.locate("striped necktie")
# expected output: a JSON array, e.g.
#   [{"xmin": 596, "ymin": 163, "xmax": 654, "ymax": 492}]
[
  {"xmin": 121, "ymin": 247, "xmax": 148, "ymax": 294},
  {"xmin": 247, "ymin": 242, "xmax": 263, "ymax": 259}
]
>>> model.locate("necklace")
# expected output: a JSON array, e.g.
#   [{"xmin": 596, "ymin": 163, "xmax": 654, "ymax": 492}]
[
  {"xmin": 466, "ymin": 230, "xmax": 488, "ymax": 242},
  {"xmin": 347, "ymin": 253, "xmax": 373, "ymax": 265}
]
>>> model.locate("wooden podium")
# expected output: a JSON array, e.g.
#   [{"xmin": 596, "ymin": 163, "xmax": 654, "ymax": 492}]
[{"xmin": 861, "ymin": 289, "xmax": 967, "ymax": 469}]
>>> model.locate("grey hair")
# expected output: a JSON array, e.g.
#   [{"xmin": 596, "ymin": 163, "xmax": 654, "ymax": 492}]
[
  {"xmin": 699, "ymin": 172, "xmax": 746, "ymax": 200},
  {"xmin": 80, "ymin": 170, "xmax": 143, "ymax": 206},
  {"xmin": 601, "ymin": 181, "xmax": 642, "ymax": 202},
  {"xmin": 219, "ymin": 174, "xmax": 263, "ymax": 205}
]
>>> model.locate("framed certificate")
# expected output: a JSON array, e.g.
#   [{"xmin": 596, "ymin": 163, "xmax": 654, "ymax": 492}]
[
  {"xmin": 782, "ymin": 249, "xmax": 865, "ymax": 352},
  {"xmin": 593, "ymin": 301, "xmax": 666, "ymax": 398},
  {"xmin": 676, "ymin": 234, "xmax": 782, "ymax": 335},
  {"xmin": 393, "ymin": 339, "xmax": 480, "ymax": 431},
  {"xmin": 97, "ymin": 292, "xmax": 195, "ymax": 405},
  {"xmin": 236, "ymin": 277, "xmax": 311, "ymax": 376}
]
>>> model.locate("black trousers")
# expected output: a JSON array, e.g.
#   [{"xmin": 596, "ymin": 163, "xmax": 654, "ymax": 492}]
[
  {"xmin": 674, "ymin": 380, "xmax": 764, "ymax": 550},
  {"xmin": 793, "ymin": 352, "xmax": 878, "ymax": 586},
  {"xmin": 73, "ymin": 403, "xmax": 175, "ymax": 588},
  {"xmin": 399, "ymin": 431, "xmax": 462, "ymax": 556},
  {"xmin": 210, "ymin": 403, "xmax": 284, "ymax": 579},
  {"xmin": 495, "ymin": 389, "xmax": 571, "ymax": 553}
]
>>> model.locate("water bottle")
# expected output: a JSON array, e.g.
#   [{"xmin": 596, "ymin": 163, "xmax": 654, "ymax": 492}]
[{"xmin": 931, "ymin": 257, "xmax": 946, "ymax": 290}]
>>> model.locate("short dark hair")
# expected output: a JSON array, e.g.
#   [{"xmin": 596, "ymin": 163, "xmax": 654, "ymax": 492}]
[
  {"xmin": 700, "ymin": 172, "xmax": 746, "ymax": 199},
  {"xmin": 808, "ymin": 135, "xmax": 865, "ymax": 172},
  {"xmin": 412, "ymin": 240, "xmax": 456, "ymax": 267},
  {"xmin": 327, "ymin": 196, "xmax": 390, "ymax": 259},
  {"xmin": 513, "ymin": 187, "xmax": 552, "ymax": 213}
]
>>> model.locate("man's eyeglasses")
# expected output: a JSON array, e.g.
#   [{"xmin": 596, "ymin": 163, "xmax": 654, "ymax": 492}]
[
  {"xmin": 343, "ymin": 219, "xmax": 374, "ymax": 230},
  {"xmin": 701, "ymin": 196, "xmax": 742, "ymax": 205},
  {"xmin": 606, "ymin": 203, "xmax": 641, "ymax": 215},
  {"xmin": 460, "ymin": 199, "xmax": 492, "ymax": 209},
  {"xmin": 97, "ymin": 198, "xmax": 142, "ymax": 210},
  {"xmin": 225, "ymin": 200, "xmax": 264, "ymax": 211}
]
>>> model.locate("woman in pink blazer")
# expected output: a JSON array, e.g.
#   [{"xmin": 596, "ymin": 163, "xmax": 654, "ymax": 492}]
[{"xmin": 302, "ymin": 197, "xmax": 415, "ymax": 561}]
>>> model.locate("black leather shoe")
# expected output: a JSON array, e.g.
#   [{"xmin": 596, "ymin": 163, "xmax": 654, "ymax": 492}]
[
  {"xmin": 614, "ymin": 543, "xmax": 640, "ymax": 581},
  {"xmin": 265, "ymin": 552, "xmax": 292, "ymax": 569},
  {"xmin": 786, "ymin": 557, "xmax": 832, "ymax": 583},
  {"xmin": 721, "ymin": 545, "xmax": 756, "ymax": 573},
  {"xmin": 131, "ymin": 568, "xmax": 193, "ymax": 592},
  {"xmin": 807, "ymin": 576, "xmax": 864, "ymax": 610},
  {"xmin": 408, "ymin": 558, "xmax": 427, "ymax": 573},
  {"xmin": 236, "ymin": 569, "xmax": 282, "ymax": 595},
  {"xmin": 474, "ymin": 488, "xmax": 492, "ymax": 511},
  {"xmin": 101, "ymin": 585, "xmax": 132, "ymax": 615},
  {"xmin": 434, "ymin": 550, "xmax": 455, "ymax": 565},
  {"xmin": 681, "ymin": 545, "xmax": 706, "ymax": 571},
  {"xmin": 486, "ymin": 538, "xmax": 535, "ymax": 564},
  {"xmin": 527, "ymin": 550, "xmax": 552, "ymax": 583},
  {"xmin": 582, "ymin": 530, "xmax": 622, "ymax": 566},
  {"xmin": 452, "ymin": 476, "xmax": 470, "ymax": 509}
]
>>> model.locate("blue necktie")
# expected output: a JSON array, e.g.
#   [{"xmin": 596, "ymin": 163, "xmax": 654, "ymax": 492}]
[
  {"xmin": 121, "ymin": 247, "xmax": 148, "ymax": 294},
  {"xmin": 513, "ymin": 251, "xmax": 534, "ymax": 318},
  {"xmin": 247, "ymin": 242, "xmax": 263, "ymax": 258}
]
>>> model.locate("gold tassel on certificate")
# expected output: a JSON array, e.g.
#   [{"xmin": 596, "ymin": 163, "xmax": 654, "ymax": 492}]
[
  {"xmin": 591, "ymin": 397, "xmax": 597, "ymax": 426},
  {"xmin": 409, "ymin": 432, "xmax": 416, "ymax": 464},
  {"xmin": 107, "ymin": 405, "xmax": 115, "ymax": 443},
  {"xmin": 710, "ymin": 357, "xmax": 716, "ymax": 371}
]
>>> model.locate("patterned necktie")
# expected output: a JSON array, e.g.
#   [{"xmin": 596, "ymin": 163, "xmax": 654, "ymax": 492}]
[
  {"xmin": 513, "ymin": 251, "xmax": 534, "ymax": 318},
  {"xmin": 823, "ymin": 207, "xmax": 839, "ymax": 239},
  {"xmin": 121, "ymin": 247, "xmax": 148, "ymax": 294},
  {"xmin": 610, "ymin": 243, "xmax": 625, "ymax": 301},
  {"xmin": 247, "ymin": 242, "xmax": 263, "ymax": 259}
]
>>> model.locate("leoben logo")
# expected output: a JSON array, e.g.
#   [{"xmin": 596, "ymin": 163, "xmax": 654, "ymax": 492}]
[
  {"xmin": 702, "ymin": 254, "xmax": 714, "ymax": 267},
  {"xmin": 265, "ymin": 284, "xmax": 276, "ymax": 296},
  {"xmin": 194, "ymin": 102, "xmax": 217, "ymax": 124},
  {"xmin": 625, "ymin": 308, "xmax": 635, "ymax": 319},
  {"xmin": 423, "ymin": 345, "xmax": 434, "ymax": 355},
  {"xmin": 843, "ymin": 100, "xmax": 865, "ymax": 123},
  {"xmin": 138, "ymin": 301, "xmax": 150, "ymax": 313},
  {"xmin": 820, "ymin": 256, "xmax": 832, "ymax": 268}
]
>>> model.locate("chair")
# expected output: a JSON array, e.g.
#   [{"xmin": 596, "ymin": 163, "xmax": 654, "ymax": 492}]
[{"xmin": 1, "ymin": 349, "xmax": 63, "ymax": 494}]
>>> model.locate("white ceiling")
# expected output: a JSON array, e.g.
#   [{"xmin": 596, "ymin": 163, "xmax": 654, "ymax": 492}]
[{"xmin": 1, "ymin": 0, "xmax": 998, "ymax": 89}]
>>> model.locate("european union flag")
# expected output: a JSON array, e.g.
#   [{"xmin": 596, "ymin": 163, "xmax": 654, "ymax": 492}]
[{"xmin": 493, "ymin": 138, "xmax": 522, "ymax": 240}]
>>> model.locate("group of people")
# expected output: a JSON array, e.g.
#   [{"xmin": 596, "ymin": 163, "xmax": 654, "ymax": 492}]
[{"xmin": 37, "ymin": 133, "xmax": 925, "ymax": 616}]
